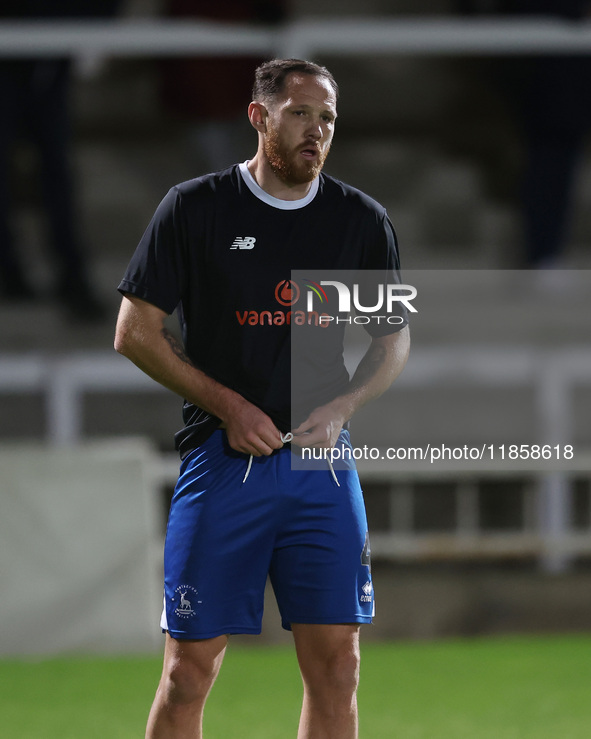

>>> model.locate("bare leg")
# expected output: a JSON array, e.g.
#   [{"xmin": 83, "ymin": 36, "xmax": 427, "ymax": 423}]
[
  {"xmin": 292, "ymin": 623, "xmax": 361, "ymax": 739},
  {"xmin": 146, "ymin": 632, "xmax": 228, "ymax": 739}
]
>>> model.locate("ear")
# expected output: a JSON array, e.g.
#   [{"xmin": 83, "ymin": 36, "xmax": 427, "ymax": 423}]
[{"xmin": 248, "ymin": 101, "xmax": 268, "ymax": 133}]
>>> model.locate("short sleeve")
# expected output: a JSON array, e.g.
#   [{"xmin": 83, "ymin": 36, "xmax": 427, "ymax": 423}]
[
  {"xmin": 118, "ymin": 187, "xmax": 188, "ymax": 314},
  {"xmin": 358, "ymin": 210, "xmax": 409, "ymax": 337}
]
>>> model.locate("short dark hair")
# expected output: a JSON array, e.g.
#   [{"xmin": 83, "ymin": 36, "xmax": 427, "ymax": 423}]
[{"xmin": 252, "ymin": 58, "xmax": 338, "ymax": 103}]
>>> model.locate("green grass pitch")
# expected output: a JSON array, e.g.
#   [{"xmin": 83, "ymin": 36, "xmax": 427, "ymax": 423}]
[{"xmin": 1, "ymin": 635, "xmax": 590, "ymax": 738}]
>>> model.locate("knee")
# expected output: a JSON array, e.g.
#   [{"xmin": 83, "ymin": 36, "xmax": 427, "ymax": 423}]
[
  {"xmin": 305, "ymin": 646, "xmax": 360, "ymax": 700},
  {"xmin": 329, "ymin": 648, "xmax": 360, "ymax": 696},
  {"xmin": 160, "ymin": 653, "xmax": 219, "ymax": 708}
]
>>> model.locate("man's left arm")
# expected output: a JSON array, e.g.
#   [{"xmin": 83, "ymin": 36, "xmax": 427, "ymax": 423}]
[{"xmin": 290, "ymin": 325, "xmax": 410, "ymax": 449}]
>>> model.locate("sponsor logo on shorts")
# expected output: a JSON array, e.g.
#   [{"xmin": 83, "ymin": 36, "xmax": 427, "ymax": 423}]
[
  {"xmin": 361, "ymin": 580, "xmax": 373, "ymax": 603},
  {"xmin": 173, "ymin": 584, "xmax": 201, "ymax": 619}
]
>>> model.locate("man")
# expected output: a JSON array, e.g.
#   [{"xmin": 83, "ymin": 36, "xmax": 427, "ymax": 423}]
[{"xmin": 115, "ymin": 58, "xmax": 410, "ymax": 739}]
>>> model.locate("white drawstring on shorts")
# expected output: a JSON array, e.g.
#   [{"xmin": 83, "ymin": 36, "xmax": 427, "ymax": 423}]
[
  {"xmin": 326, "ymin": 455, "xmax": 340, "ymax": 487},
  {"xmin": 242, "ymin": 432, "xmax": 294, "ymax": 484},
  {"xmin": 240, "ymin": 432, "xmax": 340, "ymax": 486},
  {"xmin": 242, "ymin": 456, "xmax": 253, "ymax": 483}
]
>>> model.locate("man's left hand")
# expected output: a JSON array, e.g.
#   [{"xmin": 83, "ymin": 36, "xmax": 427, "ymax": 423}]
[{"xmin": 290, "ymin": 400, "xmax": 348, "ymax": 449}]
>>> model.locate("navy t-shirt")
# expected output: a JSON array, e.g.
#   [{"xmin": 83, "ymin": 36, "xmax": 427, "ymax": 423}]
[{"xmin": 119, "ymin": 162, "xmax": 407, "ymax": 457}]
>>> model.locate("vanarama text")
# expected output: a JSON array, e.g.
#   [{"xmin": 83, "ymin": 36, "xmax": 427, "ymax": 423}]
[{"xmin": 236, "ymin": 310, "xmax": 331, "ymax": 327}]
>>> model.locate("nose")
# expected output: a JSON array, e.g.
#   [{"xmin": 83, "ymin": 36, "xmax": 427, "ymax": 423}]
[{"xmin": 306, "ymin": 121, "xmax": 323, "ymax": 140}]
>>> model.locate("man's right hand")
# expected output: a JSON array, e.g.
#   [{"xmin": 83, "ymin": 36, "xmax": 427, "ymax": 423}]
[{"xmin": 223, "ymin": 397, "xmax": 284, "ymax": 457}]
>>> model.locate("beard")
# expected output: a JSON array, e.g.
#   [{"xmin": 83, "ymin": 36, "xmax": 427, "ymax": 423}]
[{"xmin": 264, "ymin": 126, "xmax": 330, "ymax": 186}]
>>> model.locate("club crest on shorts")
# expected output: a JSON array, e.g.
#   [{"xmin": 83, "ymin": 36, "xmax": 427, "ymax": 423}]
[{"xmin": 173, "ymin": 584, "xmax": 200, "ymax": 619}]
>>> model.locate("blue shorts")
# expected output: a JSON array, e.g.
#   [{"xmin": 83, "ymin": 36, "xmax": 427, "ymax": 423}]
[{"xmin": 160, "ymin": 429, "xmax": 374, "ymax": 640}]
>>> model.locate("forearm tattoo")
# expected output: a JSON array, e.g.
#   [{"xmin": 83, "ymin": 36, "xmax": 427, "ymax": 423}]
[{"xmin": 162, "ymin": 328, "xmax": 195, "ymax": 369}]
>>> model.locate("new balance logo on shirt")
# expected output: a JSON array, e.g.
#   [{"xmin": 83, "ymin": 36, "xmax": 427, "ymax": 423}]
[{"xmin": 231, "ymin": 237, "xmax": 256, "ymax": 250}]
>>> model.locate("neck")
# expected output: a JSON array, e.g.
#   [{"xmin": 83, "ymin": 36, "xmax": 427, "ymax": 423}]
[{"xmin": 247, "ymin": 152, "xmax": 315, "ymax": 201}]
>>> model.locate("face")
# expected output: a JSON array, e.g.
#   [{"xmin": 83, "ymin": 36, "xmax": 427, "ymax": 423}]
[{"xmin": 262, "ymin": 73, "xmax": 337, "ymax": 186}]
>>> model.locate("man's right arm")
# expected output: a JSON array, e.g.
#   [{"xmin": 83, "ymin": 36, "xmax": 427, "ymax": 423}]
[{"xmin": 114, "ymin": 294, "xmax": 283, "ymax": 456}]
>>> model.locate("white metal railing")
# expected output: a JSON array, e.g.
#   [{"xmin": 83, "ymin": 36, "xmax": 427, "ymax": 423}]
[
  {"xmin": 1, "ymin": 346, "xmax": 588, "ymax": 448},
  {"xmin": 354, "ymin": 466, "xmax": 591, "ymax": 566},
  {"xmin": 1, "ymin": 347, "xmax": 590, "ymax": 570},
  {"xmin": 0, "ymin": 18, "xmax": 590, "ymax": 61}
]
